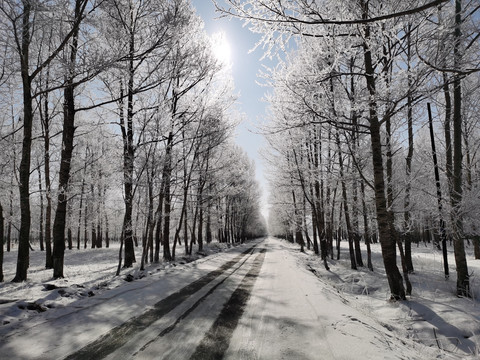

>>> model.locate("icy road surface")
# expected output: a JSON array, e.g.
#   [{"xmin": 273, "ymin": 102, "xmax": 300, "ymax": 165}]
[{"xmin": 0, "ymin": 237, "xmax": 437, "ymax": 359}]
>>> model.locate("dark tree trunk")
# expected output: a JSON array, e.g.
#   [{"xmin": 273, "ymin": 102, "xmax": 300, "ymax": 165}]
[
  {"xmin": 52, "ymin": 82, "xmax": 76, "ymax": 278},
  {"xmin": 369, "ymin": 113, "xmax": 405, "ymax": 299},
  {"xmin": 189, "ymin": 199, "xmax": 199, "ymax": 255},
  {"xmin": 197, "ymin": 164, "xmax": 208, "ymax": 253},
  {"xmin": 428, "ymin": 103, "xmax": 449, "ymax": 279},
  {"xmin": 67, "ymin": 228, "xmax": 73, "ymax": 250},
  {"xmin": 96, "ymin": 175, "xmax": 103, "ymax": 249},
  {"xmin": 154, "ymin": 180, "xmax": 165, "ymax": 263},
  {"xmin": 206, "ymin": 203, "xmax": 212, "ymax": 244},
  {"xmin": 147, "ymin": 176, "xmax": 154, "ymax": 263},
  {"xmin": 13, "ymin": 1, "xmax": 33, "ymax": 282},
  {"xmin": 119, "ymin": 21, "xmax": 137, "ymax": 269},
  {"xmin": 162, "ymin": 132, "xmax": 174, "ymax": 261},
  {"xmin": 91, "ymin": 219, "xmax": 97, "ymax": 250},
  {"xmin": 52, "ymin": 0, "xmax": 84, "ymax": 279},
  {"xmin": 105, "ymin": 222, "xmax": 110, "ymax": 248},
  {"xmin": 198, "ymin": 197, "xmax": 204, "ymax": 253},
  {"xmin": 0, "ymin": 203, "xmax": 4, "ymax": 282},
  {"xmin": 7, "ymin": 188, "xmax": 12, "ymax": 253},
  {"xmin": 37, "ymin": 166, "xmax": 45, "ymax": 251},
  {"xmin": 312, "ymin": 180, "xmax": 321, "ymax": 256},
  {"xmin": 84, "ymin": 200, "xmax": 88, "ymax": 249},
  {"xmin": 91, "ymin": 182, "xmax": 97, "ymax": 250},
  {"xmin": 40, "ymin": 71, "xmax": 53, "ymax": 267},
  {"xmin": 385, "ymin": 113, "xmax": 411, "ymax": 295},
  {"xmin": 309, "ymin": 128, "xmax": 321, "ymax": 255},
  {"xmin": 76, "ymin": 173, "xmax": 85, "ymax": 250},
  {"xmin": 122, "ymin": 177, "xmax": 135, "ymax": 267},
  {"xmin": 361, "ymin": 2, "xmax": 405, "ymax": 299},
  {"xmin": 403, "ymin": 25, "xmax": 414, "ymax": 273},
  {"xmin": 361, "ymin": 180, "xmax": 373, "ymax": 271},
  {"xmin": 291, "ymin": 190, "xmax": 304, "ymax": 253},
  {"xmin": 336, "ymin": 133, "xmax": 356, "ymax": 270},
  {"xmin": 451, "ymin": 0, "xmax": 469, "ymax": 297},
  {"xmin": 349, "ymin": 60, "xmax": 363, "ymax": 268},
  {"xmin": 473, "ymin": 236, "xmax": 480, "ymax": 260}
]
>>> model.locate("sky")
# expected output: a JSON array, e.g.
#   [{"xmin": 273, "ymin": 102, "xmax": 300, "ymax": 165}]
[{"xmin": 190, "ymin": 0, "xmax": 272, "ymax": 218}]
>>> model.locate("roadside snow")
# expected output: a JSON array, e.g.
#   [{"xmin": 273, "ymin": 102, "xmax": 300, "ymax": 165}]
[
  {"xmin": 0, "ymin": 241, "xmax": 232, "ymax": 328},
  {"xmin": 299, "ymin": 240, "xmax": 480, "ymax": 358}
]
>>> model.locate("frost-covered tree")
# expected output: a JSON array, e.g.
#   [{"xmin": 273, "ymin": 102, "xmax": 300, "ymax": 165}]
[{"xmin": 217, "ymin": 0, "xmax": 475, "ymax": 299}]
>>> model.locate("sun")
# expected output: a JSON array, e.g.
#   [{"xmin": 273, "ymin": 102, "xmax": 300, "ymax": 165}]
[{"xmin": 211, "ymin": 32, "xmax": 232, "ymax": 66}]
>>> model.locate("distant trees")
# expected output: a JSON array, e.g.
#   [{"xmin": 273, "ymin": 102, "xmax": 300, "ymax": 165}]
[
  {"xmin": 219, "ymin": 0, "xmax": 479, "ymax": 299},
  {"xmin": 0, "ymin": 0, "xmax": 265, "ymax": 282}
]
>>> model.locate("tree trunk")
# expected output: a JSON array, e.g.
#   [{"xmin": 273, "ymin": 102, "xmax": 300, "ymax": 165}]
[
  {"xmin": 440, "ymin": 3, "xmax": 454, "ymax": 206},
  {"xmin": 403, "ymin": 25, "xmax": 414, "ymax": 273},
  {"xmin": 198, "ymin": 195, "xmax": 204, "ymax": 253},
  {"xmin": 84, "ymin": 199, "xmax": 88, "ymax": 249},
  {"xmin": 428, "ymin": 103, "xmax": 449, "ymax": 279},
  {"xmin": 39, "ymin": 66, "xmax": 53, "ymax": 267},
  {"xmin": 451, "ymin": 0, "xmax": 469, "ymax": 297},
  {"xmin": 206, "ymin": 191, "xmax": 212, "ymax": 244},
  {"xmin": 336, "ymin": 133, "xmax": 356, "ymax": 270},
  {"xmin": 147, "ymin": 175, "xmax": 154, "ymax": 263},
  {"xmin": 361, "ymin": 2, "xmax": 405, "ymax": 299},
  {"xmin": 0, "ymin": 203, "xmax": 4, "ymax": 282},
  {"xmin": 361, "ymin": 180, "xmax": 373, "ymax": 271},
  {"xmin": 162, "ymin": 132, "xmax": 174, "ymax": 261},
  {"xmin": 291, "ymin": 189, "xmax": 305, "ymax": 252},
  {"xmin": 349, "ymin": 60, "xmax": 363, "ymax": 267},
  {"xmin": 7, "ymin": 186, "xmax": 12, "ymax": 253},
  {"xmin": 385, "ymin": 113, "xmax": 411, "ymax": 295},
  {"xmin": 96, "ymin": 172, "xmax": 103, "ymax": 249},
  {"xmin": 369, "ymin": 114, "xmax": 405, "ymax": 299},
  {"xmin": 13, "ymin": 0, "xmax": 33, "ymax": 282},
  {"xmin": 120, "ymin": 28, "xmax": 136, "ymax": 268},
  {"xmin": 76, "ymin": 170, "xmax": 86, "ymax": 250},
  {"xmin": 37, "ymin": 165, "xmax": 45, "ymax": 251},
  {"xmin": 52, "ymin": 82, "xmax": 76, "ymax": 278},
  {"xmin": 52, "ymin": 0, "xmax": 83, "ymax": 279},
  {"xmin": 473, "ymin": 236, "xmax": 480, "ymax": 260}
]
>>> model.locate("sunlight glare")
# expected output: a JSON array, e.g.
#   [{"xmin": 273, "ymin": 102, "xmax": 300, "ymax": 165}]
[{"xmin": 211, "ymin": 32, "xmax": 232, "ymax": 66}]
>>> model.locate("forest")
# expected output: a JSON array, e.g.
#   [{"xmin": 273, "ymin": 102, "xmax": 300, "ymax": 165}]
[
  {"xmin": 0, "ymin": 0, "xmax": 479, "ymax": 304},
  {"xmin": 214, "ymin": 0, "xmax": 480, "ymax": 300},
  {"xmin": 0, "ymin": 0, "xmax": 267, "ymax": 285}
]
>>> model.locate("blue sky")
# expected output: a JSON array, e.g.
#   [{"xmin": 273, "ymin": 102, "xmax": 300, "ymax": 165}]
[{"xmin": 191, "ymin": 0, "xmax": 272, "ymax": 217}]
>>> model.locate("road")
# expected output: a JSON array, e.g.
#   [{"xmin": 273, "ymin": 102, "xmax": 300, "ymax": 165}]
[{"xmin": 0, "ymin": 237, "xmax": 422, "ymax": 359}]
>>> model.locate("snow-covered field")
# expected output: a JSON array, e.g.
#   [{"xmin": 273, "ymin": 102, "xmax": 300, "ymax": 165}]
[
  {"xmin": 0, "ymin": 238, "xmax": 479, "ymax": 359},
  {"xmin": 300, "ymin": 240, "xmax": 480, "ymax": 358},
  {"xmin": 0, "ymin": 242, "xmax": 231, "ymax": 326}
]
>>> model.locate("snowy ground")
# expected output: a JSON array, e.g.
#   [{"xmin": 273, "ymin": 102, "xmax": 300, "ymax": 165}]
[
  {"xmin": 0, "ymin": 241, "xmax": 232, "ymax": 326},
  {"xmin": 300, "ymin": 240, "xmax": 480, "ymax": 358},
  {"xmin": 0, "ymin": 237, "xmax": 478, "ymax": 359}
]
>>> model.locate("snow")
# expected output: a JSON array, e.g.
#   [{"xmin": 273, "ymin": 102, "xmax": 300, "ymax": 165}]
[
  {"xmin": 0, "ymin": 238, "xmax": 478, "ymax": 359},
  {"xmin": 300, "ymin": 240, "xmax": 480, "ymax": 358}
]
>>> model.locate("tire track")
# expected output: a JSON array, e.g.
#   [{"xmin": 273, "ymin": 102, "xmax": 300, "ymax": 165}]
[
  {"xmin": 189, "ymin": 248, "xmax": 267, "ymax": 360},
  {"xmin": 64, "ymin": 245, "xmax": 258, "ymax": 360}
]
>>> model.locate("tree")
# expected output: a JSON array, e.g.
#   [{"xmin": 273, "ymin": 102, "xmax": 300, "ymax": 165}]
[
  {"xmin": 1, "ymin": 0, "xmax": 93, "ymax": 282},
  {"xmin": 417, "ymin": 0, "xmax": 479, "ymax": 297},
  {"xmin": 450, "ymin": 0, "xmax": 469, "ymax": 297},
  {"xmin": 101, "ymin": 0, "xmax": 196, "ymax": 269},
  {"xmin": 52, "ymin": 0, "xmax": 90, "ymax": 279},
  {"xmin": 0, "ymin": 202, "xmax": 4, "ymax": 282},
  {"xmin": 221, "ymin": 0, "xmax": 454, "ymax": 299}
]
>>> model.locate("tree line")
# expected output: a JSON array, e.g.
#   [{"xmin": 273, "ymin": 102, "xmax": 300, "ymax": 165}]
[
  {"xmin": 216, "ymin": 0, "xmax": 480, "ymax": 299},
  {"xmin": 0, "ymin": 0, "xmax": 267, "ymax": 282}
]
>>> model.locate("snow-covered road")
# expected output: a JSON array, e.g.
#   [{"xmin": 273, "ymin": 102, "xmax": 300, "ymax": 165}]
[{"xmin": 0, "ymin": 237, "xmax": 441, "ymax": 359}]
